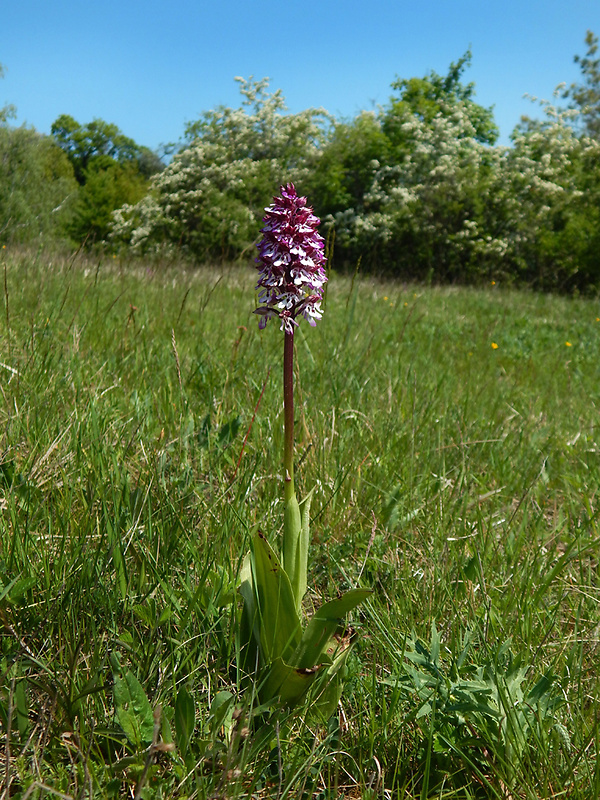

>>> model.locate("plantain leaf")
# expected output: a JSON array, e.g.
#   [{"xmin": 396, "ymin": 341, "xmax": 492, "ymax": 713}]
[
  {"xmin": 291, "ymin": 588, "xmax": 372, "ymax": 669},
  {"xmin": 208, "ymin": 690, "xmax": 235, "ymax": 739},
  {"xmin": 111, "ymin": 654, "xmax": 154, "ymax": 749},
  {"xmin": 15, "ymin": 679, "xmax": 29, "ymax": 738},
  {"xmin": 252, "ymin": 529, "xmax": 302, "ymax": 663}
]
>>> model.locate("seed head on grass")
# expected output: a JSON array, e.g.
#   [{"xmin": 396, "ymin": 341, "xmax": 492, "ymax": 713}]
[{"xmin": 255, "ymin": 183, "xmax": 327, "ymax": 334}]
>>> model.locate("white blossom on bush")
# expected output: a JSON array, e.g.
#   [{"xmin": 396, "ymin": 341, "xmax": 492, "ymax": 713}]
[{"xmin": 111, "ymin": 78, "xmax": 330, "ymax": 260}]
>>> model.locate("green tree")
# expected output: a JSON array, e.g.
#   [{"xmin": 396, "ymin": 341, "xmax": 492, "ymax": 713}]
[
  {"xmin": 0, "ymin": 62, "xmax": 16, "ymax": 126},
  {"xmin": 563, "ymin": 30, "xmax": 600, "ymax": 138},
  {"xmin": 66, "ymin": 159, "xmax": 148, "ymax": 244},
  {"xmin": 112, "ymin": 78, "xmax": 329, "ymax": 260},
  {"xmin": 51, "ymin": 115, "xmax": 163, "ymax": 243},
  {"xmin": 384, "ymin": 50, "xmax": 499, "ymax": 148},
  {"xmin": 51, "ymin": 114, "xmax": 162, "ymax": 184},
  {"xmin": 1, "ymin": 61, "xmax": 77, "ymax": 243},
  {"xmin": 312, "ymin": 53, "xmax": 500, "ymax": 274},
  {"xmin": 0, "ymin": 126, "xmax": 77, "ymax": 243},
  {"xmin": 307, "ymin": 111, "xmax": 390, "ymax": 218}
]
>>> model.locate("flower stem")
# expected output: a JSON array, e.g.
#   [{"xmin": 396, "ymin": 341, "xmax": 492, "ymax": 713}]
[
  {"xmin": 283, "ymin": 329, "xmax": 295, "ymax": 504},
  {"xmin": 282, "ymin": 328, "xmax": 304, "ymax": 609}
]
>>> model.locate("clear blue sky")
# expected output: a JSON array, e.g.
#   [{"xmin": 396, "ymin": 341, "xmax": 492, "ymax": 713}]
[{"xmin": 2, "ymin": 0, "xmax": 599, "ymax": 151}]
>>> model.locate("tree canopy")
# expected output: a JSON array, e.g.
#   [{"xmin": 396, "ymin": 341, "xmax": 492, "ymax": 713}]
[
  {"xmin": 2, "ymin": 39, "xmax": 600, "ymax": 291},
  {"xmin": 51, "ymin": 114, "xmax": 163, "ymax": 184},
  {"xmin": 49, "ymin": 115, "xmax": 163, "ymax": 243},
  {"xmin": 563, "ymin": 30, "xmax": 600, "ymax": 138},
  {"xmin": 385, "ymin": 50, "xmax": 499, "ymax": 146},
  {"xmin": 111, "ymin": 78, "xmax": 329, "ymax": 260}
]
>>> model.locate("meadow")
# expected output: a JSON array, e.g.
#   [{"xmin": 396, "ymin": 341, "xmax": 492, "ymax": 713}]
[{"xmin": 1, "ymin": 250, "xmax": 599, "ymax": 799}]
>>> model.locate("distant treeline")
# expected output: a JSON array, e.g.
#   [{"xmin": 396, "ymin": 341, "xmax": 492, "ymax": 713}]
[{"xmin": 1, "ymin": 32, "xmax": 599, "ymax": 291}]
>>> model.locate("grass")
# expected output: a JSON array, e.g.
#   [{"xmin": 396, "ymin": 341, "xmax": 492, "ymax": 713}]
[{"xmin": 1, "ymin": 248, "xmax": 599, "ymax": 798}]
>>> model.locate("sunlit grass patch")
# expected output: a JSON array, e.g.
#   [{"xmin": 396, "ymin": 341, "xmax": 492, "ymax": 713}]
[{"xmin": 0, "ymin": 252, "xmax": 599, "ymax": 798}]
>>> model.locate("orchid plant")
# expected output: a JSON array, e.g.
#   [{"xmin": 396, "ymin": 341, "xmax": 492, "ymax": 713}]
[{"xmin": 239, "ymin": 184, "xmax": 371, "ymax": 718}]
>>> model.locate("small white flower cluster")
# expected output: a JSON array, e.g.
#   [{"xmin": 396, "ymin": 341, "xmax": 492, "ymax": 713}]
[
  {"xmin": 323, "ymin": 97, "xmax": 600, "ymax": 282},
  {"xmin": 110, "ymin": 79, "xmax": 329, "ymax": 260},
  {"xmin": 109, "ymin": 77, "xmax": 600, "ymax": 287}
]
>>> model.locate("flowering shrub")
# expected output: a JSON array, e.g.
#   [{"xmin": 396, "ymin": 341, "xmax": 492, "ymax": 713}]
[
  {"xmin": 111, "ymin": 79, "xmax": 329, "ymax": 260},
  {"xmin": 501, "ymin": 99, "xmax": 600, "ymax": 288},
  {"xmin": 110, "ymin": 57, "xmax": 600, "ymax": 290},
  {"xmin": 320, "ymin": 93, "xmax": 600, "ymax": 289},
  {"xmin": 323, "ymin": 104, "xmax": 506, "ymax": 280}
]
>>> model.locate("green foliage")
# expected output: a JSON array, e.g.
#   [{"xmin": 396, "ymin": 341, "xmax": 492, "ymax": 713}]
[
  {"xmin": 383, "ymin": 626, "xmax": 565, "ymax": 791},
  {"xmin": 307, "ymin": 111, "xmax": 391, "ymax": 217},
  {"xmin": 1, "ymin": 257, "xmax": 599, "ymax": 796},
  {"xmin": 386, "ymin": 49, "xmax": 499, "ymax": 146},
  {"xmin": 66, "ymin": 158, "xmax": 148, "ymax": 244},
  {"xmin": 508, "ymin": 99, "xmax": 600, "ymax": 289},
  {"xmin": 563, "ymin": 30, "xmax": 600, "ymax": 138},
  {"xmin": 3, "ymin": 43, "xmax": 600, "ymax": 287},
  {"xmin": 51, "ymin": 114, "xmax": 162, "ymax": 184},
  {"xmin": 316, "ymin": 70, "xmax": 600, "ymax": 288},
  {"xmin": 111, "ymin": 77, "xmax": 330, "ymax": 259},
  {"xmin": 111, "ymin": 653, "xmax": 155, "ymax": 749},
  {"xmin": 239, "ymin": 525, "xmax": 370, "ymax": 717},
  {"xmin": 0, "ymin": 125, "xmax": 77, "ymax": 244},
  {"xmin": 51, "ymin": 114, "xmax": 163, "ymax": 244}
]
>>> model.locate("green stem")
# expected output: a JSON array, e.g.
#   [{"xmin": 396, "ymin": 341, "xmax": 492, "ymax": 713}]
[
  {"xmin": 283, "ymin": 329, "xmax": 295, "ymax": 503},
  {"xmin": 282, "ymin": 327, "xmax": 304, "ymax": 609}
]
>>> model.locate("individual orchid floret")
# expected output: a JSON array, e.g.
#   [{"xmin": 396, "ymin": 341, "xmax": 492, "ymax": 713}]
[{"xmin": 255, "ymin": 183, "xmax": 327, "ymax": 334}]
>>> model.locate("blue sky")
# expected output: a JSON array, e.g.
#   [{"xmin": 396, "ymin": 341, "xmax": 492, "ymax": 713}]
[{"xmin": 2, "ymin": 0, "xmax": 599, "ymax": 152}]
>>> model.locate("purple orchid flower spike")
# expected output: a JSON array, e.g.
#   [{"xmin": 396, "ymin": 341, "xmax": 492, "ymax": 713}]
[
  {"xmin": 240, "ymin": 184, "xmax": 371, "ymax": 716},
  {"xmin": 255, "ymin": 183, "xmax": 327, "ymax": 334}
]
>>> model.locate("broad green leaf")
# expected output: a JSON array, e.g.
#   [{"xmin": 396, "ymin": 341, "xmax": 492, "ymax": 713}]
[
  {"xmin": 252, "ymin": 530, "xmax": 301, "ymax": 663},
  {"xmin": 132, "ymin": 603, "xmax": 153, "ymax": 627},
  {"xmin": 430, "ymin": 621, "xmax": 440, "ymax": 666},
  {"xmin": 260, "ymin": 657, "xmax": 321, "ymax": 707},
  {"xmin": 208, "ymin": 690, "xmax": 234, "ymax": 738},
  {"xmin": 312, "ymin": 650, "xmax": 353, "ymax": 721},
  {"xmin": 15, "ymin": 679, "xmax": 29, "ymax": 738},
  {"xmin": 4, "ymin": 577, "xmax": 36, "ymax": 605},
  {"xmin": 282, "ymin": 493, "xmax": 303, "ymax": 612},
  {"xmin": 158, "ymin": 606, "xmax": 173, "ymax": 625},
  {"xmin": 111, "ymin": 654, "xmax": 154, "ymax": 749},
  {"xmin": 174, "ymin": 686, "xmax": 195, "ymax": 756},
  {"xmin": 238, "ymin": 552, "xmax": 256, "ymax": 627},
  {"xmin": 292, "ymin": 487, "xmax": 315, "ymax": 613},
  {"xmin": 291, "ymin": 588, "xmax": 372, "ymax": 669},
  {"xmin": 238, "ymin": 553, "xmax": 260, "ymax": 678}
]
